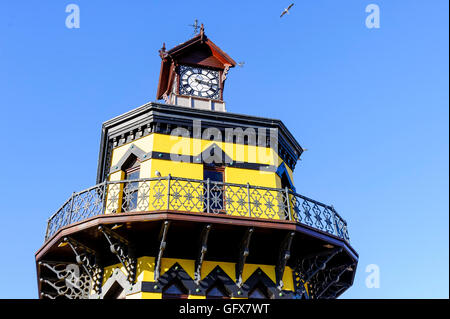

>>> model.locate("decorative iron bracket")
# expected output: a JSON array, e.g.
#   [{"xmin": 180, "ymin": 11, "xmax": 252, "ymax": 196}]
[
  {"xmin": 276, "ymin": 231, "xmax": 295, "ymax": 290},
  {"xmin": 154, "ymin": 221, "xmax": 170, "ymax": 281},
  {"xmin": 295, "ymin": 247, "xmax": 343, "ymax": 297},
  {"xmin": 305, "ymin": 248, "xmax": 342, "ymax": 281},
  {"xmin": 315, "ymin": 263, "xmax": 354, "ymax": 299},
  {"xmin": 98, "ymin": 225, "xmax": 136, "ymax": 284},
  {"xmin": 39, "ymin": 261, "xmax": 90, "ymax": 299},
  {"xmin": 236, "ymin": 227, "xmax": 254, "ymax": 288},
  {"xmin": 194, "ymin": 224, "xmax": 212, "ymax": 285},
  {"xmin": 62, "ymin": 237, "xmax": 103, "ymax": 294}
]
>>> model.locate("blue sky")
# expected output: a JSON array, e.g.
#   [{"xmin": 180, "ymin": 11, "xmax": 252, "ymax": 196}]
[{"xmin": 0, "ymin": 1, "xmax": 448, "ymax": 298}]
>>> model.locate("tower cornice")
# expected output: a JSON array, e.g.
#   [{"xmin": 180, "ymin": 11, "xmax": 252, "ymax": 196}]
[{"xmin": 96, "ymin": 102, "xmax": 304, "ymax": 184}]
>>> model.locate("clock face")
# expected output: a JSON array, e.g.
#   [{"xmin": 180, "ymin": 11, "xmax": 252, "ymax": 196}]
[{"xmin": 179, "ymin": 65, "xmax": 220, "ymax": 99}]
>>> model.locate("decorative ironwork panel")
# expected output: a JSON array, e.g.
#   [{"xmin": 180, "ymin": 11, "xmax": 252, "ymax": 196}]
[
  {"xmin": 70, "ymin": 185, "xmax": 105, "ymax": 223},
  {"xmin": 44, "ymin": 176, "xmax": 351, "ymax": 243},
  {"xmin": 105, "ymin": 183, "xmax": 121, "ymax": 214},
  {"xmin": 137, "ymin": 181, "xmax": 151, "ymax": 211},
  {"xmin": 168, "ymin": 178, "xmax": 204, "ymax": 212},
  {"xmin": 208, "ymin": 182, "xmax": 225, "ymax": 214},
  {"xmin": 151, "ymin": 179, "xmax": 167, "ymax": 210},
  {"xmin": 121, "ymin": 181, "xmax": 139, "ymax": 212},
  {"xmin": 289, "ymin": 194, "xmax": 348, "ymax": 239},
  {"xmin": 46, "ymin": 199, "xmax": 72, "ymax": 240},
  {"xmin": 262, "ymin": 189, "xmax": 282, "ymax": 219},
  {"xmin": 39, "ymin": 262, "xmax": 91, "ymax": 299},
  {"xmin": 224, "ymin": 185, "xmax": 249, "ymax": 217}
]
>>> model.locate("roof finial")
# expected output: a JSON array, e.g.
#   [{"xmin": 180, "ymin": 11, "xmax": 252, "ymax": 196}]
[
  {"xmin": 159, "ymin": 42, "xmax": 166, "ymax": 59},
  {"xmin": 200, "ymin": 23, "xmax": 205, "ymax": 41}
]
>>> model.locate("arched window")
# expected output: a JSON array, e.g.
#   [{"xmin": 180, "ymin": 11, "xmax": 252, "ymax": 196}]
[
  {"xmin": 206, "ymin": 281, "xmax": 230, "ymax": 299},
  {"xmin": 162, "ymin": 279, "xmax": 189, "ymax": 299},
  {"xmin": 122, "ymin": 155, "xmax": 140, "ymax": 212}
]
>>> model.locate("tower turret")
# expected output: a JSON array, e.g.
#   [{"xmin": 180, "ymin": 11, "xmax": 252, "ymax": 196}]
[{"xmin": 156, "ymin": 26, "xmax": 236, "ymax": 111}]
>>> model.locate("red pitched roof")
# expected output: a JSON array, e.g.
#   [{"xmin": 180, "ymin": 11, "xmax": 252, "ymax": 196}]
[{"xmin": 156, "ymin": 31, "xmax": 236, "ymax": 100}]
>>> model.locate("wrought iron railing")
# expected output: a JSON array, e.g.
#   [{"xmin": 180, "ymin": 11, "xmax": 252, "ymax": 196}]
[{"xmin": 44, "ymin": 175, "xmax": 350, "ymax": 243}]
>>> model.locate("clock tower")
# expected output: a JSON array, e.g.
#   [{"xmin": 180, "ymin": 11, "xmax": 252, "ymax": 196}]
[
  {"xmin": 156, "ymin": 25, "xmax": 236, "ymax": 111},
  {"xmin": 35, "ymin": 27, "xmax": 358, "ymax": 300}
]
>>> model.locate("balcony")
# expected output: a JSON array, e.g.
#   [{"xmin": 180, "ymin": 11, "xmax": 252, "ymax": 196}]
[{"xmin": 44, "ymin": 175, "xmax": 350, "ymax": 243}]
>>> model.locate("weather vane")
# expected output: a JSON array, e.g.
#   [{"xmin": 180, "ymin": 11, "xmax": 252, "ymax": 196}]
[
  {"xmin": 280, "ymin": 3, "xmax": 295, "ymax": 18},
  {"xmin": 189, "ymin": 19, "xmax": 200, "ymax": 35}
]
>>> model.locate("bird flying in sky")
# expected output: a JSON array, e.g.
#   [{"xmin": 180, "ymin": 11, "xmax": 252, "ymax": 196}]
[{"xmin": 280, "ymin": 3, "xmax": 294, "ymax": 18}]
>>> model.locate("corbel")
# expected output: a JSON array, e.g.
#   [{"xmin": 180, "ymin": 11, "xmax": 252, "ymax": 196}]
[
  {"xmin": 236, "ymin": 227, "xmax": 254, "ymax": 288},
  {"xmin": 296, "ymin": 247, "xmax": 343, "ymax": 297},
  {"xmin": 98, "ymin": 225, "xmax": 136, "ymax": 284},
  {"xmin": 276, "ymin": 231, "xmax": 295, "ymax": 290},
  {"xmin": 154, "ymin": 221, "xmax": 170, "ymax": 281},
  {"xmin": 61, "ymin": 236, "xmax": 103, "ymax": 294},
  {"xmin": 316, "ymin": 263, "xmax": 354, "ymax": 299},
  {"xmin": 194, "ymin": 224, "xmax": 212, "ymax": 284}
]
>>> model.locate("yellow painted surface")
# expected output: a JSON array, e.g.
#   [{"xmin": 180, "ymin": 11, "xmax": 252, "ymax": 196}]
[
  {"xmin": 146, "ymin": 159, "xmax": 204, "ymax": 212},
  {"xmin": 105, "ymin": 171, "xmax": 125, "ymax": 214},
  {"xmin": 240, "ymin": 263, "xmax": 298, "ymax": 293},
  {"xmin": 150, "ymin": 159, "xmax": 203, "ymax": 179},
  {"xmin": 153, "ymin": 134, "xmax": 278, "ymax": 166},
  {"xmin": 282, "ymin": 267, "xmax": 294, "ymax": 292},
  {"xmin": 110, "ymin": 134, "xmax": 155, "ymax": 167},
  {"xmin": 139, "ymin": 292, "xmax": 163, "ymax": 299},
  {"xmin": 224, "ymin": 168, "xmax": 286, "ymax": 219},
  {"xmin": 160, "ymin": 258, "xmax": 195, "ymax": 280},
  {"xmin": 201, "ymin": 260, "xmax": 236, "ymax": 281},
  {"xmin": 225, "ymin": 167, "xmax": 277, "ymax": 187},
  {"xmin": 106, "ymin": 133, "xmax": 295, "ymax": 218},
  {"xmin": 110, "ymin": 133, "xmax": 285, "ymax": 169},
  {"xmin": 102, "ymin": 257, "xmax": 303, "ymax": 298},
  {"xmin": 136, "ymin": 257, "xmax": 155, "ymax": 282},
  {"xmin": 188, "ymin": 295, "xmax": 206, "ymax": 299},
  {"xmin": 242, "ymin": 264, "xmax": 276, "ymax": 284}
]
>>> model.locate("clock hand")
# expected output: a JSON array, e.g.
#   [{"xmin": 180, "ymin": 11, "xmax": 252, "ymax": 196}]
[{"xmin": 195, "ymin": 79, "xmax": 211, "ymax": 86}]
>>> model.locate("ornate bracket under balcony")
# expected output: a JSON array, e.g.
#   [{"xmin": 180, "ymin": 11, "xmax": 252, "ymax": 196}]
[
  {"xmin": 276, "ymin": 231, "xmax": 295, "ymax": 290},
  {"xmin": 154, "ymin": 221, "xmax": 170, "ymax": 281},
  {"xmin": 61, "ymin": 237, "xmax": 103, "ymax": 294},
  {"xmin": 98, "ymin": 225, "xmax": 136, "ymax": 284},
  {"xmin": 314, "ymin": 263, "xmax": 355, "ymax": 299},
  {"xmin": 39, "ymin": 261, "xmax": 91, "ymax": 299},
  {"xmin": 194, "ymin": 224, "xmax": 212, "ymax": 285},
  {"xmin": 294, "ymin": 247, "xmax": 343, "ymax": 298},
  {"xmin": 236, "ymin": 227, "xmax": 254, "ymax": 288}
]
